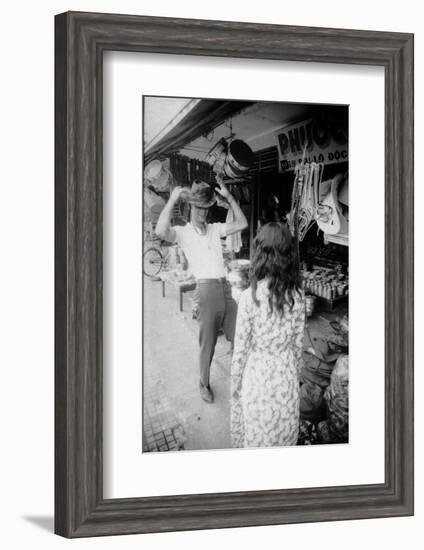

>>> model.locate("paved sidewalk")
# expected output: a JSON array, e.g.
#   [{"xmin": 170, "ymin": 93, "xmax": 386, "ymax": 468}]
[
  {"xmin": 142, "ymin": 275, "xmax": 347, "ymax": 452},
  {"xmin": 143, "ymin": 276, "xmax": 233, "ymax": 452}
]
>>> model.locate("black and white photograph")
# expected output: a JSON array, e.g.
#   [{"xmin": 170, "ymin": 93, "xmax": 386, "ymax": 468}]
[
  {"xmin": 0, "ymin": 0, "xmax": 417, "ymax": 544},
  {"xmin": 142, "ymin": 96, "xmax": 349, "ymax": 452}
]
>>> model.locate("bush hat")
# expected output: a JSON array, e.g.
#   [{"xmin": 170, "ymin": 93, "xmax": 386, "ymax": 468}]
[{"xmin": 187, "ymin": 180, "xmax": 216, "ymax": 208}]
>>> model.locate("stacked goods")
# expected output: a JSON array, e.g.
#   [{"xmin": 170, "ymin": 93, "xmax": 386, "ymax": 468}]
[
  {"xmin": 301, "ymin": 266, "xmax": 348, "ymax": 301},
  {"xmin": 228, "ymin": 259, "xmax": 250, "ymax": 290},
  {"xmin": 305, "ymin": 295, "xmax": 317, "ymax": 318},
  {"xmin": 227, "ymin": 259, "xmax": 250, "ymax": 304}
]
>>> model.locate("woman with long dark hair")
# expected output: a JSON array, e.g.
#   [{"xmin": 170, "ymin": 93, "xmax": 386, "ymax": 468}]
[{"xmin": 231, "ymin": 222, "xmax": 305, "ymax": 448}]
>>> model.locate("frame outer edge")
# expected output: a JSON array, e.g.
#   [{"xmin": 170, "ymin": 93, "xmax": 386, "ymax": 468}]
[
  {"xmin": 74, "ymin": 11, "xmax": 102, "ymax": 534},
  {"xmin": 399, "ymin": 34, "xmax": 414, "ymax": 514},
  {"xmin": 95, "ymin": 28, "xmax": 105, "ymax": 513},
  {"xmin": 54, "ymin": 12, "xmax": 70, "ymax": 537},
  {"xmin": 55, "ymin": 11, "xmax": 102, "ymax": 537},
  {"xmin": 54, "ymin": 11, "xmax": 415, "ymax": 538},
  {"xmin": 385, "ymin": 34, "xmax": 414, "ymax": 514}
]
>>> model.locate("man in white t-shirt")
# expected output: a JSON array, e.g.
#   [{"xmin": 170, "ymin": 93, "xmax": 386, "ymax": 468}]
[{"xmin": 156, "ymin": 179, "xmax": 248, "ymax": 403}]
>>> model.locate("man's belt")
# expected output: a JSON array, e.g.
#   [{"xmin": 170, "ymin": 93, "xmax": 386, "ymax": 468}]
[{"xmin": 196, "ymin": 277, "xmax": 226, "ymax": 284}]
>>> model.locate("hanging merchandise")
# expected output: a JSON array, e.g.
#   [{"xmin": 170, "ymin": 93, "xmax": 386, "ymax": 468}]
[
  {"xmin": 316, "ymin": 173, "xmax": 348, "ymax": 235},
  {"xmin": 288, "ymin": 151, "xmax": 323, "ymax": 242},
  {"xmin": 338, "ymin": 173, "xmax": 349, "ymax": 207},
  {"xmin": 144, "ymin": 159, "xmax": 173, "ymax": 192},
  {"xmin": 225, "ymin": 205, "xmax": 242, "ymax": 253},
  {"xmin": 205, "ymin": 138, "xmax": 254, "ymax": 180},
  {"xmin": 144, "ymin": 187, "xmax": 166, "ymax": 222},
  {"xmin": 297, "ymin": 162, "xmax": 323, "ymax": 241},
  {"xmin": 223, "ymin": 139, "xmax": 254, "ymax": 179},
  {"xmin": 289, "ymin": 159, "xmax": 349, "ymax": 239},
  {"xmin": 204, "ymin": 138, "xmax": 227, "ymax": 174}
]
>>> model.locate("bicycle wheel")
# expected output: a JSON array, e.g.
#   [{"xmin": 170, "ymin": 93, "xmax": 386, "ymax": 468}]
[{"xmin": 143, "ymin": 247, "xmax": 163, "ymax": 279}]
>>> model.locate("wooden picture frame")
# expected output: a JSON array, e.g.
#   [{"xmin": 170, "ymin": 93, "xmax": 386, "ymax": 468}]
[{"xmin": 54, "ymin": 11, "xmax": 414, "ymax": 538}]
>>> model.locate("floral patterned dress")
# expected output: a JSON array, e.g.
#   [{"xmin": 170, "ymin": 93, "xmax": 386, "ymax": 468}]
[{"xmin": 231, "ymin": 280, "xmax": 305, "ymax": 448}]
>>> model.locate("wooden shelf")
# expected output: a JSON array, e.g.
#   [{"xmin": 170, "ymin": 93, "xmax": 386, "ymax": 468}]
[{"xmin": 309, "ymin": 293, "xmax": 348, "ymax": 312}]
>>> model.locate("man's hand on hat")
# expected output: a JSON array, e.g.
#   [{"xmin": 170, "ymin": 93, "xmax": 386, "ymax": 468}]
[
  {"xmin": 169, "ymin": 186, "xmax": 185, "ymax": 203},
  {"xmin": 215, "ymin": 180, "xmax": 232, "ymax": 201}
]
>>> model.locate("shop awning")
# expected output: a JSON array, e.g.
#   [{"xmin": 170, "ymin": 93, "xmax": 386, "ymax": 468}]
[{"xmin": 144, "ymin": 99, "xmax": 252, "ymax": 164}]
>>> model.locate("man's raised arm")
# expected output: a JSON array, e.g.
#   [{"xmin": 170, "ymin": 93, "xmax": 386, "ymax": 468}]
[
  {"xmin": 215, "ymin": 180, "xmax": 248, "ymax": 236},
  {"xmin": 155, "ymin": 186, "xmax": 185, "ymax": 242}
]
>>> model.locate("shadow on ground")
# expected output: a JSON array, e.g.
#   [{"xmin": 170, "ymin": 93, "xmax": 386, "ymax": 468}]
[{"xmin": 23, "ymin": 516, "xmax": 54, "ymax": 533}]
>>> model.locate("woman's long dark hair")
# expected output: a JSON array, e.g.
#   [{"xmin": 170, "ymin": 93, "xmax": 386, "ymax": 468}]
[{"xmin": 250, "ymin": 222, "xmax": 301, "ymax": 313}]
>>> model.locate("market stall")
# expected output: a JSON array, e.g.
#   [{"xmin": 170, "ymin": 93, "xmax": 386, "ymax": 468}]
[{"xmin": 143, "ymin": 97, "xmax": 349, "ymax": 445}]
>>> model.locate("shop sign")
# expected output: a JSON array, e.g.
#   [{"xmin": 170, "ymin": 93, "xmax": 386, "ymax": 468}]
[{"xmin": 276, "ymin": 118, "xmax": 348, "ymax": 172}]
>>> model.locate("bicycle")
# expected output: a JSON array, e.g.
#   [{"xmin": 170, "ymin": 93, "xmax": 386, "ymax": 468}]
[
  {"xmin": 143, "ymin": 243, "xmax": 168, "ymax": 279},
  {"xmin": 143, "ymin": 224, "xmax": 170, "ymax": 279},
  {"xmin": 143, "ymin": 194, "xmax": 189, "ymax": 279}
]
